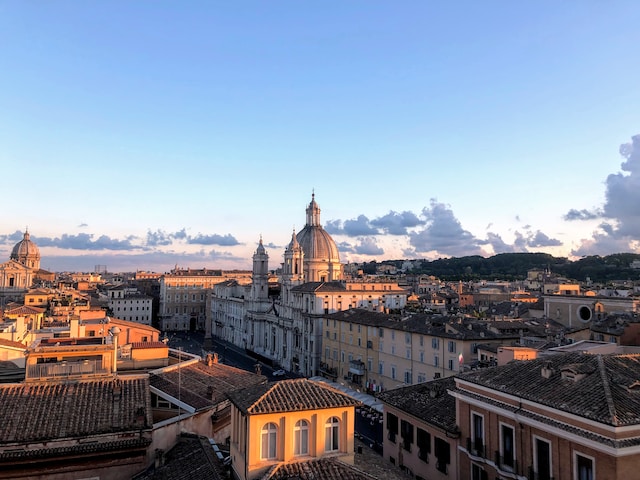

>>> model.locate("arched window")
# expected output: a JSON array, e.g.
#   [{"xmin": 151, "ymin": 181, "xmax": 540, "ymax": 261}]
[
  {"xmin": 294, "ymin": 419, "xmax": 309, "ymax": 455},
  {"xmin": 325, "ymin": 416, "xmax": 340, "ymax": 452},
  {"xmin": 261, "ymin": 423, "xmax": 278, "ymax": 460}
]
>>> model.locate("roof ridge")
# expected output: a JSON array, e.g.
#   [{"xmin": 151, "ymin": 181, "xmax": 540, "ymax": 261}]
[{"xmin": 597, "ymin": 355, "xmax": 618, "ymax": 425}]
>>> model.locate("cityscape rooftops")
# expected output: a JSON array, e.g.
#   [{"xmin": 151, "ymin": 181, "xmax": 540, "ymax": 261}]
[{"xmin": 456, "ymin": 352, "xmax": 640, "ymax": 427}]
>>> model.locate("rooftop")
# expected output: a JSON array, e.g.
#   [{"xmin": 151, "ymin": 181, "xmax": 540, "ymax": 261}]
[
  {"xmin": 227, "ymin": 378, "xmax": 361, "ymax": 415},
  {"xmin": 150, "ymin": 359, "xmax": 267, "ymax": 410},
  {"xmin": 457, "ymin": 352, "xmax": 640, "ymax": 427},
  {"xmin": 0, "ymin": 375, "xmax": 151, "ymax": 443},
  {"xmin": 377, "ymin": 376, "xmax": 458, "ymax": 433}
]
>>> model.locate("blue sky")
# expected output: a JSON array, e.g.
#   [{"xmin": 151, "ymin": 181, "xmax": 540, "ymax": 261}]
[{"xmin": 1, "ymin": 1, "xmax": 639, "ymax": 273}]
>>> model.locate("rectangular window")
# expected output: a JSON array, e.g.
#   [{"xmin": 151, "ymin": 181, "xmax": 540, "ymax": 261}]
[
  {"xmin": 379, "ymin": 362, "xmax": 384, "ymax": 375},
  {"xmin": 471, "ymin": 413, "xmax": 484, "ymax": 456},
  {"xmin": 405, "ymin": 332, "xmax": 411, "ymax": 344},
  {"xmin": 386, "ymin": 413, "xmax": 398, "ymax": 443},
  {"xmin": 404, "ymin": 370, "xmax": 412, "ymax": 384},
  {"xmin": 417, "ymin": 428, "xmax": 431, "ymax": 462},
  {"xmin": 534, "ymin": 437, "xmax": 552, "ymax": 480},
  {"xmin": 472, "ymin": 463, "xmax": 488, "ymax": 480},
  {"xmin": 575, "ymin": 453, "xmax": 593, "ymax": 480},
  {"xmin": 391, "ymin": 365, "xmax": 396, "ymax": 380},
  {"xmin": 400, "ymin": 420, "xmax": 413, "ymax": 452},
  {"xmin": 434, "ymin": 355, "xmax": 439, "ymax": 367},
  {"xmin": 500, "ymin": 424, "xmax": 515, "ymax": 470},
  {"xmin": 434, "ymin": 437, "xmax": 450, "ymax": 474},
  {"xmin": 448, "ymin": 359, "xmax": 454, "ymax": 370},
  {"xmin": 406, "ymin": 348, "xmax": 411, "ymax": 359},
  {"xmin": 420, "ymin": 351, "xmax": 425, "ymax": 363},
  {"xmin": 448, "ymin": 340, "xmax": 456, "ymax": 353},
  {"xmin": 432, "ymin": 338, "xmax": 439, "ymax": 349}
]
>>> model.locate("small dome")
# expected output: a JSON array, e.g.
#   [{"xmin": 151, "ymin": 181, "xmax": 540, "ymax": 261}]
[{"xmin": 10, "ymin": 231, "xmax": 41, "ymax": 269}]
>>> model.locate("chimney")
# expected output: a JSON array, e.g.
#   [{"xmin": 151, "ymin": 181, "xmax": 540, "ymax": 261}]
[
  {"xmin": 110, "ymin": 326, "xmax": 121, "ymax": 373},
  {"xmin": 541, "ymin": 361, "xmax": 554, "ymax": 379}
]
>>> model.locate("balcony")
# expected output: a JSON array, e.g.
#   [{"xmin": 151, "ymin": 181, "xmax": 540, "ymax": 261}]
[
  {"xmin": 349, "ymin": 360, "xmax": 366, "ymax": 376},
  {"xmin": 495, "ymin": 451, "xmax": 517, "ymax": 474},
  {"xmin": 26, "ymin": 359, "xmax": 110, "ymax": 381},
  {"xmin": 318, "ymin": 362, "xmax": 338, "ymax": 380},
  {"xmin": 528, "ymin": 466, "xmax": 553, "ymax": 480},
  {"xmin": 466, "ymin": 437, "xmax": 485, "ymax": 458}
]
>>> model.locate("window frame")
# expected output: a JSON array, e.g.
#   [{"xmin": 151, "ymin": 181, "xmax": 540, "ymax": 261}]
[
  {"xmin": 325, "ymin": 416, "xmax": 340, "ymax": 452},
  {"xmin": 260, "ymin": 422, "xmax": 278, "ymax": 460},
  {"xmin": 574, "ymin": 451, "xmax": 595, "ymax": 480},
  {"xmin": 294, "ymin": 419, "xmax": 310, "ymax": 456}
]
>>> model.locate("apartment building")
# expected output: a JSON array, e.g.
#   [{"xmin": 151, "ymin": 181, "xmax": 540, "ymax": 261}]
[
  {"xmin": 321, "ymin": 309, "xmax": 521, "ymax": 394},
  {"xmin": 159, "ymin": 267, "xmax": 251, "ymax": 332},
  {"xmin": 107, "ymin": 286, "xmax": 153, "ymax": 325},
  {"xmin": 452, "ymin": 352, "xmax": 640, "ymax": 480},
  {"xmin": 378, "ymin": 376, "xmax": 459, "ymax": 480}
]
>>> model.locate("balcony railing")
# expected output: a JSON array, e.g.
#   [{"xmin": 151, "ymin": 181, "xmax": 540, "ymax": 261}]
[
  {"xmin": 528, "ymin": 466, "xmax": 554, "ymax": 480},
  {"xmin": 495, "ymin": 451, "xmax": 517, "ymax": 474},
  {"xmin": 349, "ymin": 360, "xmax": 366, "ymax": 376},
  {"xmin": 27, "ymin": 359, "xmax": 110, "ymax": 380},
  {"xmin": 466, "ymin": 437, "xmax": 485, "ymax": 458}
]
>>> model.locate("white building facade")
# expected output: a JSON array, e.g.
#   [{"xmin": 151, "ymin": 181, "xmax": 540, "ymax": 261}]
[{"xmin": 210, "ymin": 194, "xmax": 408, "ymax": 377}]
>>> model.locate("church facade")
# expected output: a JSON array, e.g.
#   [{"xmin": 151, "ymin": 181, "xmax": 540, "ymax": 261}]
[
  {"xmin": 209, "ymin": 194, "xmax": 408, "ymax": 377},
  {"xmin": 0, "ymin": 231, "xmax": 40, "ymax": 305}
]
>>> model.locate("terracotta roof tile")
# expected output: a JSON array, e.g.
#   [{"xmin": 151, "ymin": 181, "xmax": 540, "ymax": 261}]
[
  {"xmin": 4, "ymin": 305, "xmax": 45, "ymax": 315},
  {"xmin": 457, "ymin": 352, "xmax": 640, "ymax": 426},
  {"xmin": 0, "ymin": 339, "xmax": 26, "ymax": 349},
  {"xmin": 134, "ymin": 434, "xmax": 225, "ymax": 480},
  {"xmin": 150, "ymin": 361, "xmax": 266, "ymax": 410},
  {"xmin": 378, "ymin": 377, "xmax": 458, "ymax": 432},
  {"xmin": 227, "ymin": 378, "xmax": 361, "ymax": 415},
  {"xmin": 0, "ymin": 376, "xmax": 152, "ymax": 443},
  {"xmin": 263, "ymin": 457, "xmax": 376, "ymax": 480}
]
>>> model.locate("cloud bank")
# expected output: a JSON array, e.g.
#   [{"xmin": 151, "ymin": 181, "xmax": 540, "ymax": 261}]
[{"xmin": 567, "ymin": 134, "xmax": 640, "ymax": 256}]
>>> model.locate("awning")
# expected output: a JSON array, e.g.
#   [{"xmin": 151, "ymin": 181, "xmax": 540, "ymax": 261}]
[{"xmin": 310, "ymin": 376, "xmax": 383, "ymax": 412}]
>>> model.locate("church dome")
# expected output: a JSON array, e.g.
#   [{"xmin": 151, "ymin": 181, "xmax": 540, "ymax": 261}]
[
  {"xmin": 10, "ymin": 231, "xmax": 41, "ymax": 269},
  {"xmin": 297, "ymin": 225, "xmax": 340, "ymax": 263},
  {"xmin": 296, "ymin": 194, "xmax": 340, "ymax": 263}
]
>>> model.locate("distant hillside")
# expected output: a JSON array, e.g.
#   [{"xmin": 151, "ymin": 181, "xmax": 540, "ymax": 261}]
[{"xmin": 366, "ymin": 253, "xmax": 640, "ymax": 283}]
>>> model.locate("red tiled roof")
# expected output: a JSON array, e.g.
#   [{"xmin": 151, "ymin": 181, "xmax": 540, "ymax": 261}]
[
  {"xmin": 0, "ymin": 338, "xmax": 26, "ymax": 349},
  {"xmin": 150, "ymin": 361, "xmax": 266, "ymax": 410},
  {"xmin": 228, "ymin": 378, "xmax": 361, "ymax": 415},
  {"xmin": 457, "ymin": 352, "xmax": 640, "ymax": 427},
  {"xmin": 264, "ymin": 457, "xmax": 376, "ymax": 480},
  {"xmin": 4, "ymin": 305, "xmax": 45, "ymax": 315},
  {"xmin": 0, "ymin": 376, "xmax": 152, "ymax": 443}
]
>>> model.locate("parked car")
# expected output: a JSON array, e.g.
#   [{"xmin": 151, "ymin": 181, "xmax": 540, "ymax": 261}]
[{"xmin": 272, "ymin": 369, "xmax": 286, "ymax": 377}]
